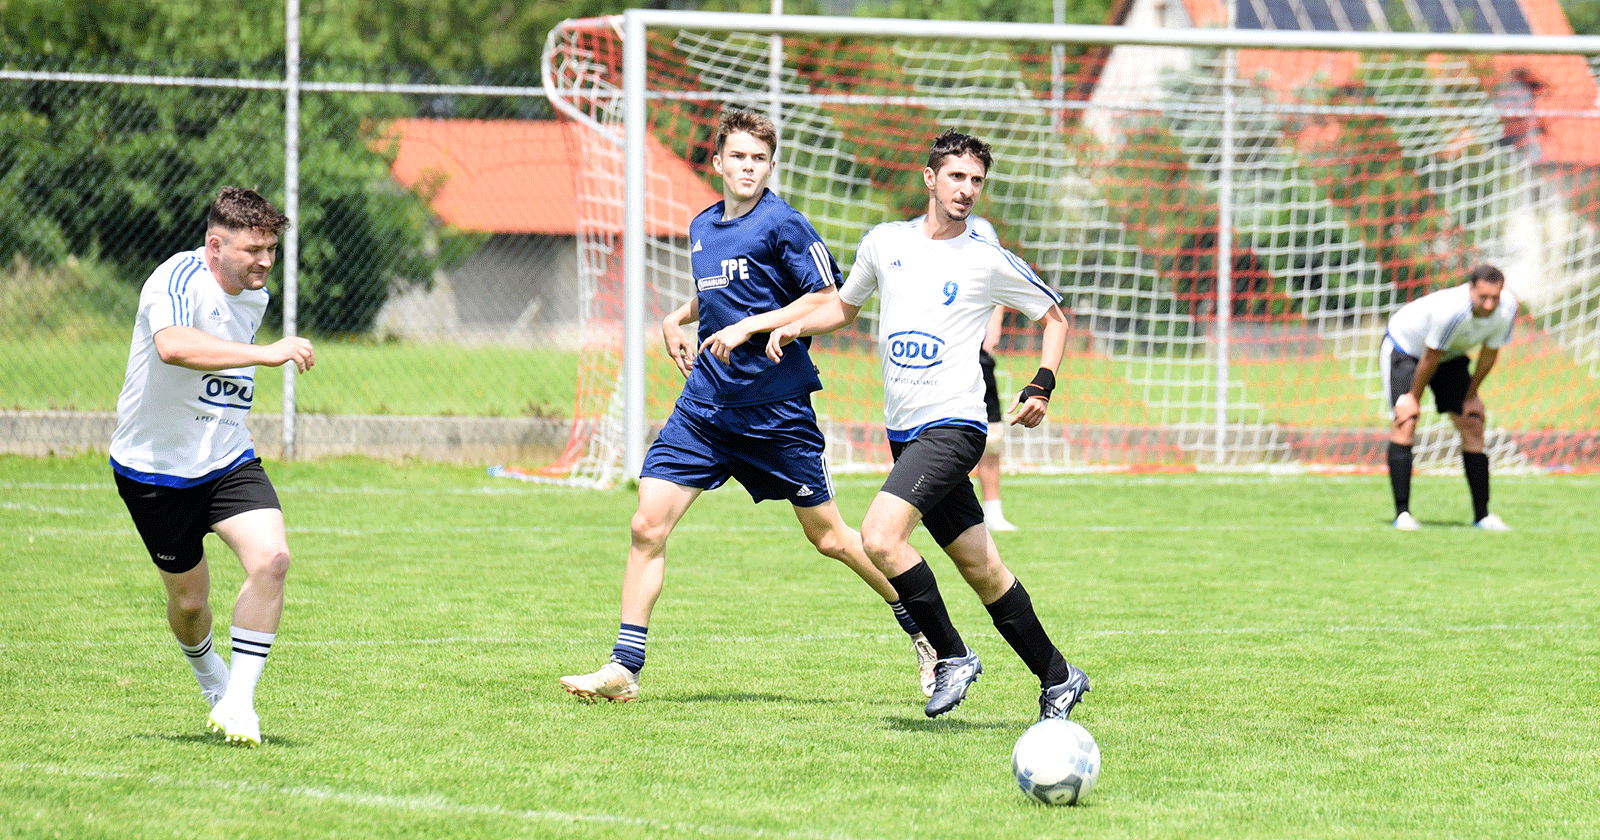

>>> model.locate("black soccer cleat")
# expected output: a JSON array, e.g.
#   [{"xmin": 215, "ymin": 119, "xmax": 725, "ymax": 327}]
[
  {"xmin": 1038, "ymin": 663, "xmax": 1091, "ymax": 721},
  {"xmin": 924, "ymin": 646, "xmax": 983, "ymax": 718}
]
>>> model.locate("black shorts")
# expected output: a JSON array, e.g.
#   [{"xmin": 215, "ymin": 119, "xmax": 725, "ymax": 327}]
[
  {"xmin": 979, "ymin": 349, "xmax": 1002, "ymax": 424},
  {"xmin": 883, "ymin": 425, "xmax": 987, "ymax": 547},
  {"xmin": 1387, "ymin": 346, "xmax": 1472, "ymax": 416},
  {"xmin": 114, "ymin": 459, "xmax": 280, "ymax": 574}
]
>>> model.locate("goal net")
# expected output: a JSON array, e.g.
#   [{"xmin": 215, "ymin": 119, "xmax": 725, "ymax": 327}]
[{"xmin": 540, "ymin": 13, "xmax": 1600, "ymax": 486}]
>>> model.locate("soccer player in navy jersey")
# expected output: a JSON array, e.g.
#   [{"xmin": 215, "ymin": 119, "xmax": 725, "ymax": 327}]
[
  {"xmin": 559, "ymin": 110, "xmax": 936, "ymax": 702},
  {"xmin": 110, "ymin": 187, "xmax": 313, "ymax": 746},
  {"xmin": 767, "ymin": 130, "xmax": 1090, "ymax": 722}
]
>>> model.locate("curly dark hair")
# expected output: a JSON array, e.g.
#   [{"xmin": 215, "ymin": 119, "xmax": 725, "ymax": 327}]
[
  {"xmin": 206, "ymin": 186, "xmax": 290, "ymax": 235},
  {"xmin": 926, "ymin": 129, "xmax": 992, "ymax": 174}
]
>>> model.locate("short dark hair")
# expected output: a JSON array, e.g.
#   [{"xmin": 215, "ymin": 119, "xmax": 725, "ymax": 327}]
[
  {"xmin": 715, "ymin": 110, "xmax": 778, "ymax": 156},
  {"xmin": 926, "ymin": 129, "xmax": 992, "ymax": 174},
  {"xmin": 207, "ymin": 187, "xmax": 289, "ymax": 235},
  {"xmin": 1467, "ymin": 264, "xmax": 1505, "ymax": 287}
]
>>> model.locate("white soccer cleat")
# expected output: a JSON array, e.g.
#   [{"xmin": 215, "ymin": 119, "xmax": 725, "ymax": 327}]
[
  {"xmin": 1392, "ymin": 512, "xmax": 1420, "ymax": 531},
  {"xmin": 985, "ymin": 514, "xmax": 1018, "ymax": 532},
  {"xmin": 912, "ymin": 633, "xmax": 938, "ymax": 698},
  {"xmin": 559, "ymin": 661, "xmax": 639, "ymax": 702},
  {"xmin": 202, "ymin": 689, "xmax": 225, "ymax": 710},
  {"xmin": 1474, "ymin": 513, "xmax": 1511, "ymax": 532},
  {"xmin": 208, "ymin": 701, "xmax": 261, "ymax": 747}
]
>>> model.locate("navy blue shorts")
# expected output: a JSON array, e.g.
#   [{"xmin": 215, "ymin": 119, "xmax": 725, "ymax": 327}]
[{"xmin": 642, "ymin": 397, "xmax": 834, "ymax": 507}]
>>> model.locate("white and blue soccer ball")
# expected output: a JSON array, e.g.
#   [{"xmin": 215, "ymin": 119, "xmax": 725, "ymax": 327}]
[{"xmin": 1011, "ymin": 718, "xmax": 1100, "ymax": 806}]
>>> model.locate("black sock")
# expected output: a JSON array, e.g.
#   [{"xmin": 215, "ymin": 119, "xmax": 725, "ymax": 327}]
[
  {"xmin": 1387, "ymin": 442, "xmax": 1413, "ymax": 516},
  {"xmin": 1463, "ymin": 451, "xmax": 1490, "ymax": 521},
  {"xmin": 985, "ymin": 579, "xmax": 1070, "ymax": 687},
  {"xmin": 888, "ymin": 560, "xmax": 963, "ymax": 659}
]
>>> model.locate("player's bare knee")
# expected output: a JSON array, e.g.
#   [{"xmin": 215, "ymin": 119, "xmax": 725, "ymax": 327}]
[
  {"xmin": 807, "ymin": 526, "xmax": 852, "ymax": 562},
  {"xmin": 859, "ymin": 529, "xmax": 898, "ymax": 567},
  {"xmin": 629, "ymin": 512, "xmax": 672, "ymax": 552},
  {"xmin": 246, "ymin": 549, "xmax": 291, "ymax": 584}
]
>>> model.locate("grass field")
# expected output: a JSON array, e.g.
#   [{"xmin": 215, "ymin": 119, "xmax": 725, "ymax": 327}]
[{"xmin": 4, "ymin": 454, "xmax": 1599, "ymax": 839}]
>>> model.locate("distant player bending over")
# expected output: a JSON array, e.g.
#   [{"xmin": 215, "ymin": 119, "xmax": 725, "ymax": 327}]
[
  {"xmin": 768, "ymin": 130, "xmax": 1090, "ymax": 721},
  {"xmin": 1382, "ymin": 264, "xmax": 1517, "ymax": 531},
  {"xmin": 559, "ymin": 110, "xmax": 937, "ymax": 703}
]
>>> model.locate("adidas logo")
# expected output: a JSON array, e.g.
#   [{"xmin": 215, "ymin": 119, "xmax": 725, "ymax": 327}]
[
  {"xmin": 795, "ymin": 485, "xmax": 813, "ymax": 497},
  {"xmin": 889, "ymin": 259, "xmax": 903, "ymax": 269},
  {"xmin": 692, "ymin": 239, "xmax": 703, "ymax": 253},
  {"xmin": 209, "ymin": 307, "xmax": 223, "ymax": 321}
]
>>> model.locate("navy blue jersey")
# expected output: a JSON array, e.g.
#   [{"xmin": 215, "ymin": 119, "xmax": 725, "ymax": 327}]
[{"xmin": 679, "ymin": 189, "xmax": 841, "ymax": 407}]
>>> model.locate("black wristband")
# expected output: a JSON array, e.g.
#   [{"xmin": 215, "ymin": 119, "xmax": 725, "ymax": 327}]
[{"xmin": 1019, "ymin": 367, "xmax": 1055, "ymax": 403}]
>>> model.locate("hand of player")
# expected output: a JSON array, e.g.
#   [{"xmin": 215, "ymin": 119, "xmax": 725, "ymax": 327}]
[
  {"xmin": 699, "ymin": 325, "xmax": 751, "ymax": 365},
  {"xmin": 267, "ymin": 336, "xmax": 315, "ymax": 373},
  {"xmin": 663, "ymin": 321, "xmax": 694, "ymax": 378},
  {"xmin": 1392, "ymin": 393, "xmax": 1421, "ymax": 427},
  {"xmin": 1006, "ymin": 393, "xmax": 1049, "ymax": 428},
  {"xmin": 765, "ymin": 322, "xmax": 801, "ymax": 363}
]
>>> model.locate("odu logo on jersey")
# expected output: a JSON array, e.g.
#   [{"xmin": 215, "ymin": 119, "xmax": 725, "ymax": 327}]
[
  {"xmin": 199, "ymin": 374, "xmax": 254, "ymax": 410},
  {"xmin": 886, "ymin": 330, "xmax": 945, "ymax": 369}
]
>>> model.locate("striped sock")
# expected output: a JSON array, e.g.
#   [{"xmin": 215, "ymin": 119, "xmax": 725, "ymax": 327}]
[
  {"xmin": 610, "ymin": 623, "xmax": 647, "ymax": 673},
  {"xmin": 889, "ymin": 600, "xmax": 922, "ymax": 636},
  {"xmin": 180, "ymin": 632, "xmax": 229, "ymax": 697},
  {"xmin": 223, "ymin": 626, "xmax": 275, "ymax": 707}
]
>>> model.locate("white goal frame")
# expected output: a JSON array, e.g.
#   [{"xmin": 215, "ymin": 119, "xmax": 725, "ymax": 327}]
[{"xmin": 550, "ymin": 10, "xmax": 1600, "ymax": 478}]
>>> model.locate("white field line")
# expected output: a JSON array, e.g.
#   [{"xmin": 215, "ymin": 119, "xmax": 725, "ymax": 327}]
[{"xmin": 5, "ymin": 763, "xmax": 891, "ymax": 840}]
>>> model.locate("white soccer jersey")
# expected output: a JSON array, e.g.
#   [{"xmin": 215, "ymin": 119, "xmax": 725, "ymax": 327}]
[
  {"xmin": 1386, "ymin": 283, "xmax": 1518, "ymax": 360},
  {"xmin": 841, "ymin": 217, "xmax": 1061, "ymax": 440},
  {"xmin": 110, "ymin": 249, "xmax": 268, "ymax": 487}
]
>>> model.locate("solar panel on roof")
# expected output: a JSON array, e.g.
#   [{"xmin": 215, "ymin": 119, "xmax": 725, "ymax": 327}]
[{"xmin": 1233, "ymin": 0, "xmax": 1531, "ymax": 33}]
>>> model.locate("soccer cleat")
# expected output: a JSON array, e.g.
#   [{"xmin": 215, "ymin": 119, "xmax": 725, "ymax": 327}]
[
  {"xmin": 208, "ymin": 701, "xmax": 261, "ymax": 747},
  {"xmin": 202, "ymin": 689, "xmax": 225, "ymax": 710},
  {"xmin": 1474, "ymin": 513, "xmax": 1510, "ymax": 531},
  {"xmin": 559, "ymin": 661, "xmax": 639, "ymax": 702},
  {"xmin": 912, "ymin": 633, "xmax": 938, "ymax": 698},
  {"xmin": 1039, "ymin": 663, "xmax": 1092, "ymax": 721},
  {"xmin": 1392, "ymin": 511, "xmax": 1420, "ymax": 531},
  {"xmin": 924, "ymin": 647, "xmax": 982, "ymax": 718},
  {"xmin": 985, "ymin": 514, "xmax": 1018, "ymax": 532}
]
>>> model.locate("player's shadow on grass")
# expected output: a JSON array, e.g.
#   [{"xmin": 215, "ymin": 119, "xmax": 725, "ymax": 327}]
[
  {"xmin": 136, "ymin": 732, "xmax": 302, "ymax": 748},
  {"xmin": 1380, "ymin": 517, "xmax": 1474, "ymax": 529},
  {"xmin": 882, "ymin": 715, "xmax": 1013, "ymax": 732},
  {"xmin": 672, "ymin": 691, "xmax": 834, "ymax": 705}
]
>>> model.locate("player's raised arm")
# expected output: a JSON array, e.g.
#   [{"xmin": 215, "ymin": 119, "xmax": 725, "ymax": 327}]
[
  {"xmin": 154, "ymin": 325, "xmax": 315, "ymax": 374},
  {"xmin": 765, "ymin": 293, "xmax": 861, "ymax": 363},
  {"xmin": 700, "ymin": 285, "xmax": 844, "ymax": 364},
  {"xmin": 1005, "ymin": 304, "xmax": 1066, "ymax": 428}
]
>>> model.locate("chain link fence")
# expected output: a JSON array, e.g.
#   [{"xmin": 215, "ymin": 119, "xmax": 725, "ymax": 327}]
[{"xmin": 1, "ymin": 56, "xmax": 586, "ymax": 463}]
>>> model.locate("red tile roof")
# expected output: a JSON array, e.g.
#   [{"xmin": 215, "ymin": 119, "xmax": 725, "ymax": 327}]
[{"xmin": 382, "ymin": 119, "xmax": 720, "ymax": 236}]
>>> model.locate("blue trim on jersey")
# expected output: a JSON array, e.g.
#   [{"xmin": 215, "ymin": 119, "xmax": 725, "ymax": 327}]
[
  {"xmin": 973, "ymin": 237, "xmax": 1062, "ymax": 304},
  {"xmin": 110, "ymin": 449, "xmax": 255, "ymax": 489},
  {"xmin": 168, "ymin": 255, "xmax": 204, "ymax": 327},
  {"xmin": 1498, "ymin": 298, "xmax": 1519, "ymax": 344},
  {"xmin": 1384, "ymin": 330, "xmax": 1417, "ymax": 359},
  {"xmin": 1435, "ymin": 304, "xmax": 1471, "ymax": 348},
  {"xmin": 886, "ymin": 417, "xmax": 988, "ymax": 443}
]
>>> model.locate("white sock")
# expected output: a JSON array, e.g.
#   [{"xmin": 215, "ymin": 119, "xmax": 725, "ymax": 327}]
[
  {"xmin": 223, "ymin": 626, "xmax": 275, "ymax": 708},
  {"xmin": 180, "ymin": 632, "xmax": 229, "ymax": 697},
  {"xmin": 983, "ymin": 499, "xmax": 1007, "ymax": 520}
]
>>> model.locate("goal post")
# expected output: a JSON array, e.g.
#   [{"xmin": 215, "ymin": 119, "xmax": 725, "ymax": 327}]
[{"xmin": 541, "ymin": 10, "xmax": 1600, "ymax": 486}]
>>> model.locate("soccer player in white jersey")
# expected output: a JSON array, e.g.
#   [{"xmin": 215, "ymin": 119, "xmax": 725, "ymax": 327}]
[
  {"xmin": 767, "ymin": 130, "xmax": 1091, "ymax": 721},
  {"xmin": 1381, "ymin": 264, "xmax": 1518, "ymax": 531},
  {"xmin": 110, "ymin": 187, "xmax": 314, "ymax": 747},
  {"xmin": 559, "ymin": 110, "xmax": 938, "ymax": 704}
]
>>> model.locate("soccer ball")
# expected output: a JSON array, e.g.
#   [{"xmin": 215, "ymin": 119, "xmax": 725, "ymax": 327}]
[{"xmin": 1011, "ymin": 718, "xmax": 1100, "ymax": 806}]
